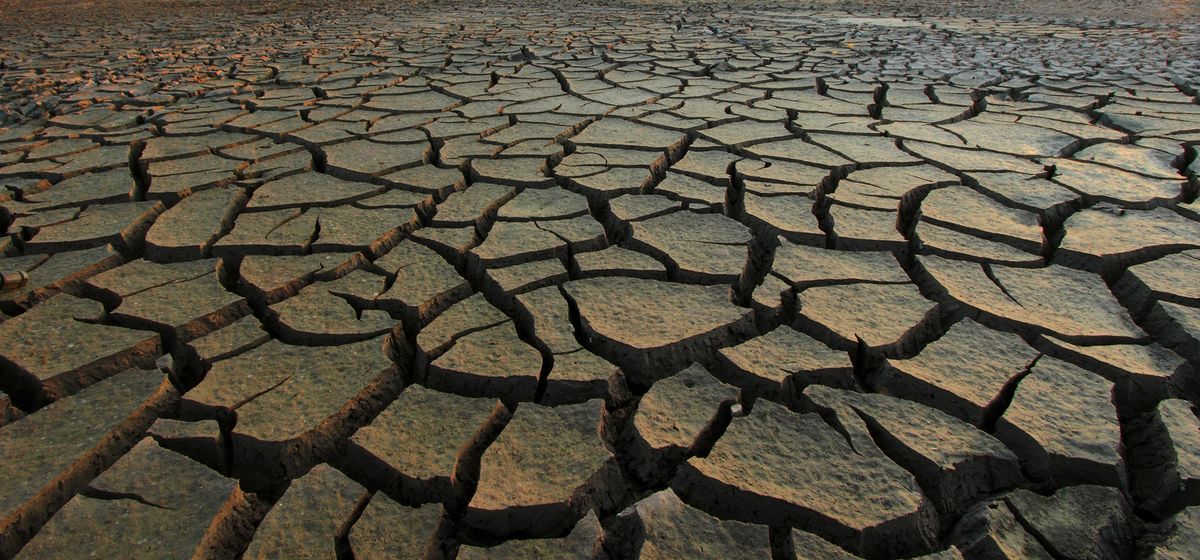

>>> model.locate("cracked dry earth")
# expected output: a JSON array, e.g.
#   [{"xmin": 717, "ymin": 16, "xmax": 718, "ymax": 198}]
[{"xmin": 2, "ymin": 1, "xmax": 1200, "ymax": 559}]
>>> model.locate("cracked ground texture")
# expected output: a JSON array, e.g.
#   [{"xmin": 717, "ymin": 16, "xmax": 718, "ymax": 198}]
[{"xmin": 1, "ymin": 0, "xmax": 1199, "ymax": 558}]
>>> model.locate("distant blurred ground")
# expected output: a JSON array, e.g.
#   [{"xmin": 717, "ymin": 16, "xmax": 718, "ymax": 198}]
[{"xmin": 0, "ymin": 0, "xmax": 1197, "ymax": 26}]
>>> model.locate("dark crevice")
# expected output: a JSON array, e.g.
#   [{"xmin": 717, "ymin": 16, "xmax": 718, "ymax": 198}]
[{"xmin": 980, "ymin": 353, "xmax": 1042, "ymax": 433}]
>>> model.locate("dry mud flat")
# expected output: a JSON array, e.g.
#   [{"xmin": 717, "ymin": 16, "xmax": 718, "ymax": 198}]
[{"xmin": 1, "ymin": 0, "xmax": 1200, "ymax": 558}]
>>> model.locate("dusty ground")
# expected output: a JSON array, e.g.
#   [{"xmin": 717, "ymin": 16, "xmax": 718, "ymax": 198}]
[{"xmin": 1, "ymin": 0, "xmax": 1199, "ymax": 558}]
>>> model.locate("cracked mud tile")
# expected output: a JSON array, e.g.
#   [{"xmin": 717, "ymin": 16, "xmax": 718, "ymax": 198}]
[
  {"xmin": 364, "ymin": 89, "xmax": 461, "ymax": 113},
  {"xmin": 949, "ymin": 498, "xmax": 1055, "ymax": 560},
  {"xmin": 347, "ymin": 492, "xmax": 443, "ymax": 560},
  {"xmin": 609, "ymin": 194, "xmax": 686, "ymax": 231},
  {"xmin": 744, "ymin": 137, "xmax": 852, "ymax": 168},
  {"xmin": 515, "ymin": 286, "xmax": 618, "ymax": 405},
  {"xmin": 627, "ymin": 364, "xmax": 738, "ymax": 481},
  {"xmin": 457, "ymin": 510, "xmax": 602, "ymax": 559},
  {"xmin": 468, "ymin": 221, "xmax": 571, "ymax": 269},
  {"xmin": 917, "ymin": 184, "xmax": 1043, "ymax": 252},
  {"xmin": 431, "ymin": 183, "xmax": 517, "ymax": 228},
  {"xmin": 698, "ymin": 120, "xmax": 793, "ymax": 147},
  {"xmin": 0, "ymin": 366, "xmax": 177, "ymax": 558},
  {"xmin": 495, "ymin": 186, "xmax": 590, "ymax": 222},
  {"xmin": 567, "ymin": 117, "xmax": 688, "ymax": 154},
  {"xmin": 1144, "ymin": 300, "xmax": 1200, "ymax": 364},
  {"xmin": 300, "ymin": 204, "xmax": 419, "ymax": 256},
  {"xmin": 21, "ymin": 200, "xmax": 163, "ymax": 255},
  {"xmin": 426, "ymin": 321, "xmax": 542, "ymax": 403},
  {"xmin": 742, "ymin": 193, "xmax": 826, "ymax": 247},
  {"xmin": 405, "ymin": 224, "xmax": 480, "ymax": 260},
  {"xmin": 1127, "ymin": 399, "xmax": 1200, "ymax": 519},
  {"xmin": 994, "ymin": 356, "xmax": 1124, "ymax": 488},
  {"xmin": 633, "ymin": 489, "xmax": 772, "ymax": 558},
  {"xmin": 210, "ymin": 207, "xmax": 318, "ymax": 257},
  {"xmin": 673, "ymin": 398, "xmax": 939, "ymax": 558},
  {"xmin": 916, "ymin": 221, "xmax": 1044, "ymax": 266},
  {"xmin": 483, "ymin": 258, "xmax": 568, "ymax": 302},
  {"xmin": 919, "ymin": 255, "xmax": 1146, "ymax": 343},
  {"xmin": 717, "ymin": 325, "xmax": 856, "ymax": 403},
  {"xmin": 561, "ymin": 277, "xmax": 755, "ymax": 384},
  {"xmin": 266, "ymin": 270, "xmax": 397, "ymax": 345},
  {"xmin": 1046, "ymin": 158, "xmax": 1184, "ymax": 208},
  {"xmin": 736, "ymin": 159, "xmax": 828, "ymax": 193},
  {"xmin": 323, "ymin": 137, "xmax": 431, "ymax": 181},
  {"xmin": 144, "ymin": 187, "xmax": 248, "ymax": 262},
  {"xmin": 810, "ymin": 132, "xmax": 922, "ymax": 166},
  {"xmin": 1146, "ymin": 506, "xmax": 1200, "ymax": 559},
  {"xmin": 144, "ymin": 153, "xmax": 245, "ymax": 202},
  {"xmin": 876, "ymin": 318, "xmax": 1039, "ymax": 426},
  {"xmin": 1004, "ymin": 485, "xmax": 1133, "ymax": 560},
  {"xmin": 802, "ymin": 385, "xmax": 1022, "ymax": 517},
  {"xmin": 1117, "ymin": 250, "xmax": 1200, "ymax": 315},
  {"xmin": 15, "ymin": 438, "xmax": 259, "ymax": 560},
  {"xmin": 827, "ymin": 204, "xmax": 909, "ymax": 251},
  {"xmin": 566, "ymin": 166, "xmax": 659, "ymax": 203},
  {"xmin": 354, "ymin": 187, "xmax": 437, "ymax": 212},
  {"xmin": 183, "ymin": 315, "xmax": 271, "ymax": 370},
  {"xmin": 246, "ymin": 171, "xmax": 382, "ymax": 213},
  {"xmin": 469, "ymin": 216, "xmax": 605, "ymax": 271},
  {"xmin": 792, "ymin": 526, "xmax": 966, "ymax": 559},
  {"xmin": 796, "ymin": 282, "xmax": 939, "ymax": 356},
  {"xmin": 830, "ymin": 165, "xmax": 958, "ymax": 211},
  {"xmin": 182, "ymin": 334, "xmax": 401, "ymax": 478},
  {"xmin": 626, "ymin": 210, "xmax": 751, "ymax": 283},
  {"xmin": 1035, "ymin": 335, "xmax": 1194, "ymax": 414},
  {"xmin": 416, "ymin": 293, "xmax": 509, "ymax": 365},
  {"xmin": 3, "ymin": 169, "xmax": 133, "ymax": 213},
  {"xmin": 373, "ymin": 238, "xmax": 472, "ymax": 327},
  {"xmin": 654, "ymin": 172, "xmax": 728, "ymax": 212},
  {"xmin": 572, "ymin": 246, "xmax": 667, "ymax": 279},
  {"xmin": 0, "ymin": 293, "xmax": 160, "ymax": 410},
  {"xmin": 146, "ymin": 417, "xmax": 224, "ymax": 474},
  {"xmin": 86, "ymin": 258, "xmax": 250, "ymax": 344},
  {"xmin": 771, "ymin": 239, "xmax": 908, "ymax": 288},
  {"xmin": 237, "ymin": 252, "xmax": 364, "ymax": 305},
  {"xmin": 964, "ymin": 172, "xmax": 1081, "ymax": 225},
  {"xmin": 465, "ymin": 399, "xmax": 625, "ymax": 538},
  {"xmin": 1055, "ymin": 207, "xmax": 1200, "ymax": 275},
  {"xmin": 344, "ymin": 384, "xmax": 503, "ymax": 505},
  {"xmin": 471, "ymin": 157, "xmax": 557, "ymax": 188},
  {"xmin": 0, "ymin": 243, "xmax": 123, "ymax": 311},
  {"xmin": 140, "ymin": 132, "xmax": 257, "ymax": 164},
  {"xmin": 242, "ymin": 464, "xmax": 366, "ymax": 559},
  {"xmin": 939, "ymin": 118, "xmax": 1079, "ymax": 158},
  {"xmin": 669, "ymin": 149, "xmax": 740, "ymax": 186},
  {"xmin": 439, "ymin": 137, "xmax": 502, "ymax": 168},
  {"xmin": 382, "ymin": 164, "xmax": 466, "ymax": 200}
]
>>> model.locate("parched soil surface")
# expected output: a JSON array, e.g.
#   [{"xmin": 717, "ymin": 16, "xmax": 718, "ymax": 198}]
[{"xmin": 2, "ymin": 1, "xmax": 1200, "ymax": 558}]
